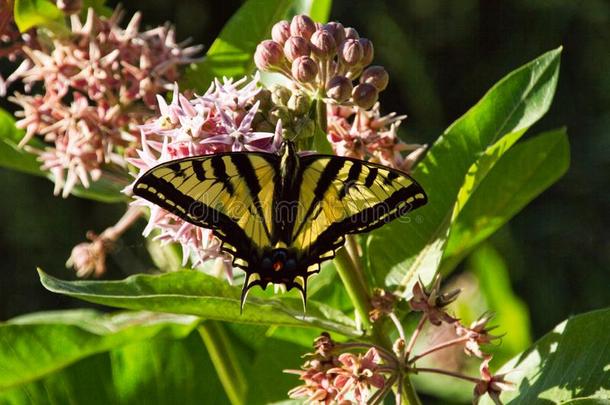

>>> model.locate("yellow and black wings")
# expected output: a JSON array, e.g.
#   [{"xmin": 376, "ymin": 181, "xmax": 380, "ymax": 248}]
[
  {"xmin": 290, "ymin": 155, "xmax": 427, "ymax": 267},
  {"xmin": 133, "ymin": 152, "xmax": 279, "ymax": 266},
  {"xmin": 133, "ymin": 143, "xmax": 427, "ymax": 307}
]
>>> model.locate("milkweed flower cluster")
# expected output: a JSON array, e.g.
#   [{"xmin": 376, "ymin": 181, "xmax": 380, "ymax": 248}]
[
  {"xmin": 285, "ymin": 334, "xmax": 387, "ymax": 404},
  {"xmin": 126, "ymin": 75, "xmax": 281, "ymax": 273},
  {"xmin": 288, "ymin": 277, "xmax": 514, "ymax": 405},
  {"xmin": 254, "ymin": 14, "xmax": 426, "ymax": 172},
  {"xmin": 5, "ymin": 7, "xmax": 201, "ymax": 197}
]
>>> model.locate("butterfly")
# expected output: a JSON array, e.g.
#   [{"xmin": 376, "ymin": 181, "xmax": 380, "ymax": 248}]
[{"xmin": 133, "ymin": 139, "xmax": 427, "ymax": 309}]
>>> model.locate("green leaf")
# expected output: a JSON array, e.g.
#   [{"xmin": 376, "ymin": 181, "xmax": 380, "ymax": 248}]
[
  {"xmin": 13, "ymin": 0, "xmax": 65, "ymax": 32},
  {"xmin": 0, "ymin": 331, "xmax": 229, "ymax": 404},
  {"xmin": 182, "ymin": 0, "xmax": 293, "ymax": 92},
  {"xmin": 367, "ymin": 47, "xmax": 562, "ymax": 293},
  {"xmin": 0, "ymin": 309, "xmax": 199, "ymax": 391},
  {"xmin": 292, "ymin": 0, "xmax": 333, "ymax": 22},
  {"xmin": 38, "ymin": 269, "xmax": 360, "ymax": 337},
  {"xmin": 442, "ymin": 128, "xmax": 570, "ymax": 273},
  {"xmin": 483, "ymin": 308, "xmax": 610, "ymax": 404}
]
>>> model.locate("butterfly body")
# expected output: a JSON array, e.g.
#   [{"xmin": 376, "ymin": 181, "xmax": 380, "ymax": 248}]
[{"xmin": 133, "ymin": 139, "xmax": 427, "ymax": 308}]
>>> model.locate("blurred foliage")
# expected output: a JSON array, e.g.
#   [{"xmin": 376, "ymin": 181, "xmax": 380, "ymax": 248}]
[{"xmin": 0, "ymin": 1, "xmax": 609, "ymax": 403}]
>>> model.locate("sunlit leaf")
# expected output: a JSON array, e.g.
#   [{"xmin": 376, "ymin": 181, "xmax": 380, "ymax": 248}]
[
  {"xmin": 0, "ymin": 331, "xmax": 228, "ymax": 404},
  {"xmin": 482, "ymin": 308, "xmax": 610, "ymax": 404},
  {"xmin": 38, "ymin": 269, "xmax": 360, "ymax": 337},
  {"xmin": 366, "ymin": 47, "xmax": 562, "ymax": 295},
  {"xmin": 14, "ymin": 0, "xmax": 64, "ymax": 32},
  {"xmin": 442, "ymin": 128, "xmax": 570, "ymax": 273},
  {"xmin": 0, "ymin": 310, "xmax": 199, "ymax": 390}
]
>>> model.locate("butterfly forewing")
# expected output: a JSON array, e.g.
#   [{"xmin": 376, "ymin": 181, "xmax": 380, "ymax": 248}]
[{"xmin": 133, "ymin": 153, "xmax": 280, "ymax": 261}]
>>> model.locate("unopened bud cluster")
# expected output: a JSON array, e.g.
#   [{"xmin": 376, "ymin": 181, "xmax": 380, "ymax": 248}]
[
  {"xmin": 248, "ymin": 85, "xmax": 315, "ymax": 143},
  {"xmin": 255, "ymin": 14, "xmax": 389, "ymax": 110}
]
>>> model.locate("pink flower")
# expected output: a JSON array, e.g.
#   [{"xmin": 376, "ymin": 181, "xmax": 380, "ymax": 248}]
[
  {"xmin": 473, "ymin": 357, "xmax": 515, "ymax": 405},
  {"xmin": 455, "ymin": 312, "xmax": 502, "ymax": 358},
  {"xmin": 329, "ymin": 348, "xmax": 386, "ymax": 404},
  {"xmin": 409, "ymin": 275, "xmax": 461, "ymax": 326},
  {"xmin": 5, "ymin": 7, "xmax": 201, "ymax": 197},
  {"xmin": 127, "ymin": 77, "xmax": 281, "ymax": 277},
  {"xmin": 327, "ymin": 103, "xmax": 426, "ymax": 171},
  {"xmin": 286, "ymin": 334, "xmax": 387, "ymax": 405}
]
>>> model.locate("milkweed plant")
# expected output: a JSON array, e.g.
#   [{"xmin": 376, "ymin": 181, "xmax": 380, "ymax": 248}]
[{"xmin": 1, "ymin": 1, "xmax": 607, "ymax": 405}]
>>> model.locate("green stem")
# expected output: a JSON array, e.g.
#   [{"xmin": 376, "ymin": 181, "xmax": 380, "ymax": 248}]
[
  {"xmin": 401, "ymin": 374, "xmax": 422, "ymax": 405},
  {"xmin": 334, "ymin": 247, "xmax": 372, "ymax": 329},
  {"xmin": 198, "ymin": 322, "xmax": 247, "ymax": 405}
]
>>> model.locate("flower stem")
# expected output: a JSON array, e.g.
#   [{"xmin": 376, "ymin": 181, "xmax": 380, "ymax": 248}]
[
  {"xmin": 408, "ymin": 336, "xmax": 469, "ymax": 365},
  {"xmin": 405, "ymin": 315, "xmax": 427, "ymax": 360},
  {"xmin": 400, "ymin": 373, "xmax": 422, "ymax": 405},
  {"xmin": 334, "ymin": 246, "xmax": 373, "ymax": 329},
  {"xmin": 198, "ymin": 322, "xmax": 247, "ymax": 405},
  {"xmin": 412, "ymin": 367, "xmax": 480, "ymax": 384},
  {"xmin": 100, "ymin": 205, "xmax": 142, "ymax": 241}
]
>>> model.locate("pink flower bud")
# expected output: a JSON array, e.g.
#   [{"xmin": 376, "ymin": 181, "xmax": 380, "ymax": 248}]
[
  {"xmin": 352, "ymin": 83, "xmax": 378, "ymax": 109},
  {"xmin": 360, "ymin": 65, "xmax": 389, "ymax": 91},
  {"xmin": 358, "ymin": 38, "xmax": 374, "ymax": 66},
  {"xmin": 338, "ymin": 39, "xmax": 363, "ymax": 66},
  {"xmin": 326, "ymin": 76, "xmax": 353, "ymax": 102},
  {"xmin": 322, "ymin": 22, "xmax": 346, "ymax": 47},
  {"xmin": 292, "ymin": 56, "xmax": 318, "ymax": 83},
  {"xmin": 271, "ymin": 20, "xmax": 291, "ymax": 46},
  {"xmin": 310, "ymin": 30, "xmax": 336, "ymax": 60},
  {"xmin": 344, "ymin": 27, "xmax": 360, "ymax": 40},
  {"xmin": 290, "ymin": 14, "xmax": 316, "ymax": 40},
  {"xmin": 284, "ymin": 36, "xmax": 310, "ymax": 62},
  {"xmin": 254, "ymin": 40, "xmax": 285, "ymax": 71}
]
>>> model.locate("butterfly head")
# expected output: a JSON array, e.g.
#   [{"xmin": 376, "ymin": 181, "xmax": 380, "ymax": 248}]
[{"xmin": 240, "ymin": 247, "xmax": 313, "ymax": 312}]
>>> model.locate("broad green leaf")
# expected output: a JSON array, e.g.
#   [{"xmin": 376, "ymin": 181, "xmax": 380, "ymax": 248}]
[
  {"xmin": 482, "ymin": 308, "xmax": 610, "ymax": 404},
  {"xmin": 182, "ymin": 0, "xmax": 293, "ymax": 92},
  {"xmin": 0, "ymin": 332, "xmax": 229, "ymax": 405},
  {"xmin": 0, "ymin": 309, "xmax": 199, "ymax": 391},
  {"xmin": 367, "ymin": 47, "xmax": 562, "ymax": 294},
  {"xmin": 13, "ymin": 0, "xmax": 64, "ymax": 32},
  {"xmin": 442, "ymin": 128, "xmax": 570, "ymax": 273},
  {"xmin": 38, "ymin": 269, "xmax": 360, "ymax": 337}
]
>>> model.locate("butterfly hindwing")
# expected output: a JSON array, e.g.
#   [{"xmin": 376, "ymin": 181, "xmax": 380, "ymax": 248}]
[
  {"xmin": 133, "ymin": 152, "xmax": 279, "ymax": 263},
  {"xmin": 291, "ymin": 155, "xmax": 427, "ymax": 264}
]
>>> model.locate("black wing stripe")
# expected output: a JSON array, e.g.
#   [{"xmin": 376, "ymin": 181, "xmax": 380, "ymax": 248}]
[
  {"xmin": 309, "ymin": 182, "xmax": 427, "ymax": 258},
  {"xmin": 293, "ymin": 158, "xmax": 345, "ymax": 239},
  {"xmin": 211, "ymin": 155, "xmax": 234, "ymax": 195},
  {"xmin": 230, "ymin": 154, "xmax": 272, "ymax": 240},
  {"xmin": 193, "ymin": 159, "xmax": 206, "ymax": 181},
  {"xmin": 338, "ymin": 161, "xmax": 362, "ymax": 200},
  {"xmin": 364, "ymin": 167, "xmax": 378, "ymax": 188},
  {"xmin": 134, "ymin": 175, "xmax": 252, "ymax": 259},
  {"xmin": 384, "ymin": 170, "xmax": 399, "ymax": 185}
]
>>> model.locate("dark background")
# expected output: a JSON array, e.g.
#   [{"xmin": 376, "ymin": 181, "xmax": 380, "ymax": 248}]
[{"xmin": 1, "ymin": 0, "xmax": 608, "ymax": 344}]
